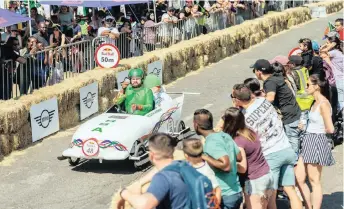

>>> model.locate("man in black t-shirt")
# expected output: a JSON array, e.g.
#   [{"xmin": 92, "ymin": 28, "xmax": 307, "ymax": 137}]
[
  {"xmin": 0, "ymin": 37, "xmax": 26, "ymax": 100},
  {"xmin": 251, "ymin": 59, "xmax": 301, "ymax": 159}
]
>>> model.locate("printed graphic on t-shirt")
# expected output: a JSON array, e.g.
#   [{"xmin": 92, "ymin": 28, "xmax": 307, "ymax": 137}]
[{"xmin": 245, "ymin": 98, "xmax": 290, "ymax": 155}]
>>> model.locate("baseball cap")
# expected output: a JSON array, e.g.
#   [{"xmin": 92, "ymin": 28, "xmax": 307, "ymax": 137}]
[
  {"xmin": 288, "ymin": 55, "xmax": 303, "ymax": 65},
  {"xmin": 103, "ymin": 15, "xmax": 115, "ymax": 22},
  {"xmin": 10, "ymin": 25, "xmax": 18, "ymax": 31},
  {"xmin": 167, "ymin": 7, "xmax": 175, "ymax": 11},
  {"xmin": 269, "ymin": 55, "xmax": 289, "ymax": 66},
  {"xmin": 312, "ymin": 41, "xmax": 320, "ymax": 52},
  {"xmin": 250, "ymin": 59, "xmax": 271, "ymax": 71},
  {"xmin": 323, "ymin": 31, "xmax": 339, "ymax": 40}
]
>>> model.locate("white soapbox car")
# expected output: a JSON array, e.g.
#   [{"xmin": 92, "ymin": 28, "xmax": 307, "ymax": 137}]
[{"xmin": 61, "ymin": 93, "xmax": 194, "ymax": 168}]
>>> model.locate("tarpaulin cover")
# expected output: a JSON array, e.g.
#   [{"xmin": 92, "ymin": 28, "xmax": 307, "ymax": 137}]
[
  {"xmin": 0, "ymin": 8, "xmax": 33, "ymax": 27},
  {"xmin": 39, "ymin": 0, "xmax": 148, "ymax": 7}
]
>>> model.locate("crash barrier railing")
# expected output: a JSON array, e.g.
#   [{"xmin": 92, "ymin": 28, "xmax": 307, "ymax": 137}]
[
  {"xmin": 1, "ymin": 40, "xmax": 93, "ymax": 100},
  {"xmin": 1, "ymin": 59, "xmax": 15, "ymax": 101}
]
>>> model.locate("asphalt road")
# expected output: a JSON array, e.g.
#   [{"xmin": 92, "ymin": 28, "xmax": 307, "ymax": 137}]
[{"xmin": 0, "ymin": 13, "xmax": 343, "ymax": 209}]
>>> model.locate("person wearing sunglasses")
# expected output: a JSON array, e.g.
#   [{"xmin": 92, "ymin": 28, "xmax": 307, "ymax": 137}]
[
  {"xmin": 97, "ymin": 16, "xmax": 120, "ymax": 39},
  {"xmin": 5, "ymin": 25, "xmax": 22, "ymax": 49},
  {"xmin": 298, "ymin": 74, "xmax": 335, "ymax": 209}
]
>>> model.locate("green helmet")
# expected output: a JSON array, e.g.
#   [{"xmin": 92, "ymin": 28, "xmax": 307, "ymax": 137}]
[
  {"xmin": 128, "ymin": 68, "xmax": 145, "ymax": 79},
  {"xmin": 144, "ymin": 74, "xmax": 161, "ymax": 89}
]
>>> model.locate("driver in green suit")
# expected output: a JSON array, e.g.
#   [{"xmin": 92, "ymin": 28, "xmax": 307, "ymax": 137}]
[{"xmin": 115, "ymin": 68, "xmax": 154, "ymax": 115}]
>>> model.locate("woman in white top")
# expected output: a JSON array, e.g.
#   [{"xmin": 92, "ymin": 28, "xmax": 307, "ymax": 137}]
[{"xmin": 299, "ymin": 73, "xmax": 335, "ymax": 209}]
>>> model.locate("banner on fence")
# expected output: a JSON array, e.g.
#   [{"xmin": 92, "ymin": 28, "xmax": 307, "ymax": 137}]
[
  {"xmin": 80, "ymin": 82, "xmax": 99, "ymax": 120},
  {"xmin": 95, "ymin": 44, "xmax": 120, "ymax": 68},
  {"xmin": 147, "ymin": 60, "xmax": 163, "ymax": 83},
  {"xmin": 30, "ymin": 97, "xmax": 60, "ymax": 143},
  {"xmin": 116, "ymin": 70, "xmax": 130, "ymax": 91}
]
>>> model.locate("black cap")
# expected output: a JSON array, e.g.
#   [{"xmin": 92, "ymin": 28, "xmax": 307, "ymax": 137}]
[
  {"xmin": 288, "ymin": 55, "xmax": 304, "ymax": 65},
  {"xmin": 250, "ymin": 59, "xmax": 271, "ymax": 71}
]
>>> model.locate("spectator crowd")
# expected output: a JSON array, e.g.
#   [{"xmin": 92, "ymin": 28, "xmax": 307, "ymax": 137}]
[
  {"xmin": 116, "ymin": 23, "xmax": 343, "ymax": 209},
  {"xmin": 1, "ymin": 0, "xmax": 296, "ymax": 101}
]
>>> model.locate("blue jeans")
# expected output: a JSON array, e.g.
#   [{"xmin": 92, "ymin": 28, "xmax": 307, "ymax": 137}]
[
  {"xmin": 284, "ymin": 119, "xmax": 301, "ymax": 159},
  {"xmin": 221, "ymin": 192, "xmax": 243, "ymax": 209}
]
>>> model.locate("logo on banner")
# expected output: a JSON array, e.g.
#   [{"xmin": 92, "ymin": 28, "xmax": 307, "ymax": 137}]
[
  {"xmin": 34, "ymin": 109, "xmax": 55, "ymax": 128},
  {"xmin": 80, "ymin": 82, "xmax": 99, "ymax": 120},
  {"xmin": 95, "ymin": 44, "xmax": 120, "ymax": 68},
  {"xmin": 150, "ymin": 68, "xmax": 161, "ymax": 77},
  {"xmin": 82, "ymin": 92, "xmax": 96, "ymax": 109},
  {"xmin": 148, "ymin": 60, "xmax": 163, "ymax": 83}
]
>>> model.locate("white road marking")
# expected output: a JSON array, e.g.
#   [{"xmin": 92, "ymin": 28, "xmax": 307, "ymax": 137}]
[{"xmin": 183, "ymin": 104, "xmax": 214, "ymax": 122}]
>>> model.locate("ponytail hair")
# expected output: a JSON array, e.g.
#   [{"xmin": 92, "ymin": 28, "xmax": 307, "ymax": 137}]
[{"xmin": 244, "ymin": 78, "xmax": 264, "ymax": 97}]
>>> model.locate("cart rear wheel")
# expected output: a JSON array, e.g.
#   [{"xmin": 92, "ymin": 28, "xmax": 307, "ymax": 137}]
[{"xmin": 68, "ymin": 157, "xmax": 81, "ymax": 166}]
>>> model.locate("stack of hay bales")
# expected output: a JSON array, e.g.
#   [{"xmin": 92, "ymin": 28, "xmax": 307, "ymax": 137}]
[
  {"xmin": 307, "ymin": 1, "xmax": 344, "ymax": 14},
  {"xmin": 0, "ymin": 54, "xmax": 159, "ymax": 160}
]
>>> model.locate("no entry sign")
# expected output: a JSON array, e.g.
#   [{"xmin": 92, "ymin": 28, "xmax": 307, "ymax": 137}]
[{"xmin": 95, "ymin": 44, "xmax": 120, "ymax": 68}]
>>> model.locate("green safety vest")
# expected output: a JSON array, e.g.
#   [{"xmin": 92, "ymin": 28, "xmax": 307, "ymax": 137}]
[{"xmin": 295, "ymin": 67, "xmax": 314, "ymax": 111}]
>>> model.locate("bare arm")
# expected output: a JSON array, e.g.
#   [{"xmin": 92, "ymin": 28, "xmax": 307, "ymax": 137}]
[
  {"xmin": 214, "ymin": 187, "xmax": 222, "ymax": 205},
  {"xmin": 17, "ymin": 35, "xmax": 23, "ymax": 48},
  {"xmin": 138, "ymin": 167, "xmax": 158, "ymax": 186},
  {"xmin": 120, "ymin": 190, "xmax": 159, "ymax": 209},
  {"xmin": 236, "ymin": 147, "xmax": 247, "ymax": 173},
  {"xmin": 320, "ymin": 102, "xmax": 334, "ymax": 133},
  {"xmin": 265, "ymin": 92, "xmax": 275, "ymax": 103},
  {"xmin": 61, "ymin": 34, "xmax": 66, "ymax": 46},
  {"xmin": 16, "ymin": 56, "xmax": 26, "ymax": 64},
  {"xmin": 50, "ymin": 34, "xmax": 54, "ymax": 46},
  {"xmin": 202, "ymin": 154, "xmax": 230, "ymax": 172}
]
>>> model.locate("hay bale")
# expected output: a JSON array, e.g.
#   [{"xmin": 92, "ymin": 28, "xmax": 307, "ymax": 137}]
[
  {"xmin": 12, "ymin": 122, "xmax": 31, "ymax": 151},
  {"xmin": 196, "ymin": 55, "xmax": 205, "ymax": 68},
  {"xmin": 172, "ymin": 61, "xmax": 187, "ymax": 78},
  {"xmin": 0, "ymin": 134, "xmax": 12, "ymax": 157},
  {"xmin": 59, "ymin": 106, "xmax": 79, "ymax": 130}
]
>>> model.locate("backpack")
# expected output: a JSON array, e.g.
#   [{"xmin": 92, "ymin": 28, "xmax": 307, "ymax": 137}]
[{"xmin": 162, "ymin": 160, "xmax": 220, "ymax": 209}]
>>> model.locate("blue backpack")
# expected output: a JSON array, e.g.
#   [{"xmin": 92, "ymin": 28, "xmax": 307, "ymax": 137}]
[{"xmin": 162, "ymin": 160, "xmax": 220, "ymax": 209}]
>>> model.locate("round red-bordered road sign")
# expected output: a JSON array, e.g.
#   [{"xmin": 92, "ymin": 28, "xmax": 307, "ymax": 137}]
[
  {"xmin": 95, "ymin": 43, "xmax": 120, "ymax": 68},
  {"xmin": 82, "ymin": 138, "xmax": 100, "ymax": 157}
]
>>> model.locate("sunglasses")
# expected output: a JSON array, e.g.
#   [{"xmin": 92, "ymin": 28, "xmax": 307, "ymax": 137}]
[
  {"xmin": 306, "ymin": 83, "xmax": 315, "ymax": 88},
  {"xmin": 252, "ymin": 69, "xmax": 256, "ymax": 73},
  {"xmin": 230, "ymin": 93, "xmax": 236, "ymax": 99}
]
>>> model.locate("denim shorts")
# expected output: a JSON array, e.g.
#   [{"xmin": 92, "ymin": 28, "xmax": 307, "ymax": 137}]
[
  {"xmin": 265, "ymin": 148, "xmax": 296, "ymax": 189},
  {"xmin": 245, "ymin": 172, "xmax": 274, "ymax": 196},
  {"xmin": 221, "ymin": 192, "xmax": 243, "ymax": 209}
]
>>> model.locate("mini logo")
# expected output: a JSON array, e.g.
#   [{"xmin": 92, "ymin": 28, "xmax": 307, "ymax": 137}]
[
  {"xmin": 82, "ymin": 92, "xmax": 96, "ymax": 108},
  {"xmin": 35, "ymin": 109, "xmax": 55, "ymax": 128},
  {"xmin": 150, "ymin": 68, "xmax": 161, "ymax": 77}
]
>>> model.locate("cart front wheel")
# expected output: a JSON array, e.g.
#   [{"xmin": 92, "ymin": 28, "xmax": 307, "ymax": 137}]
[{"xmin": 68, "ymin": 157, "xmax": 81, "ymax": 166}]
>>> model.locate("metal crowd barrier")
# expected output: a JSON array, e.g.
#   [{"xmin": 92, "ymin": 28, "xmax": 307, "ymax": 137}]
[
  {"xmin": 1, "ymin": 4, "xmax": 309, "ymax": 101},
  {"xmin": 0, "ymin": 40, "xmax": 93, "ymax": 100},
  {"xmin": 1, "ymin": 59, "xmax": 15, "ymax": 100}
]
